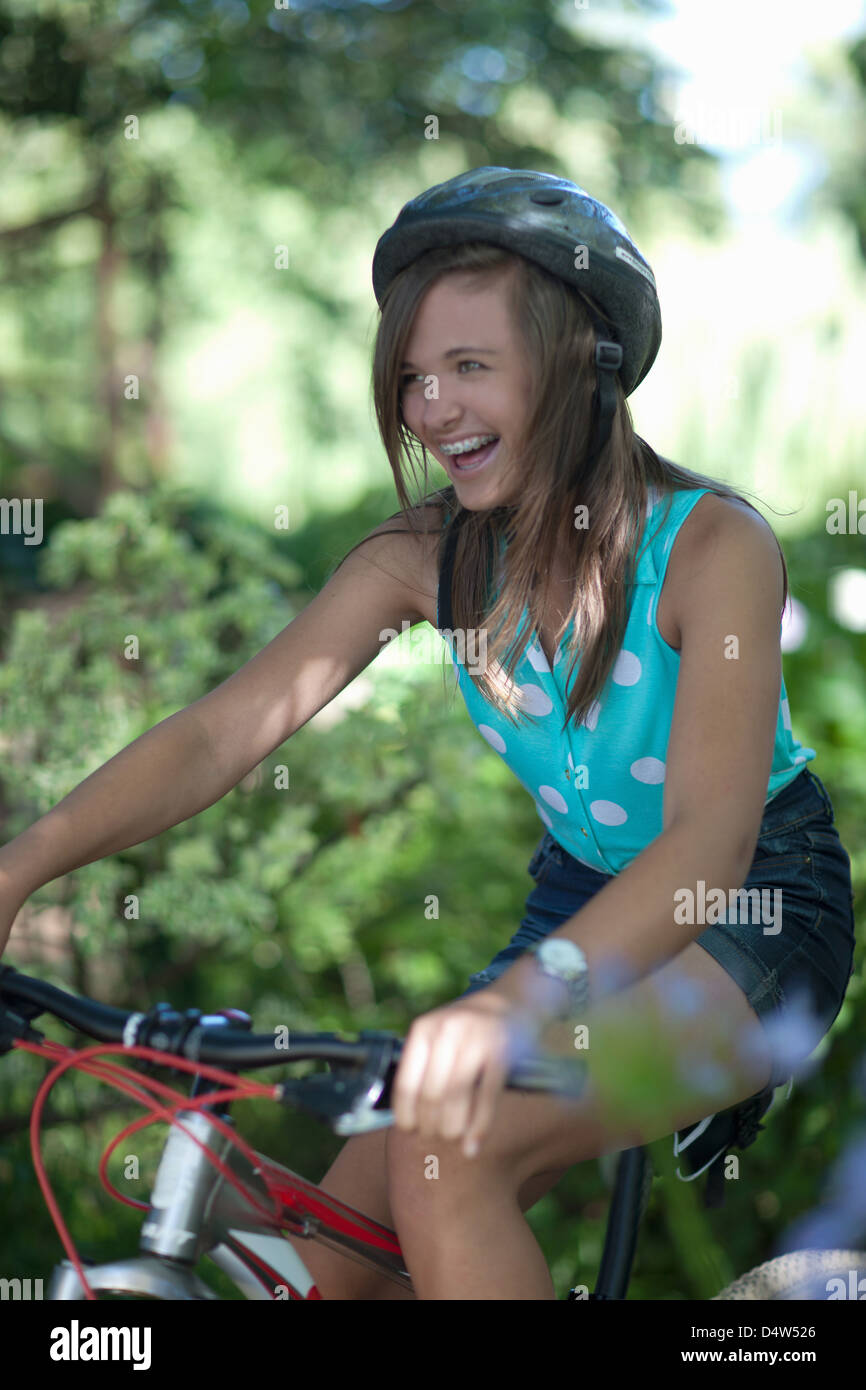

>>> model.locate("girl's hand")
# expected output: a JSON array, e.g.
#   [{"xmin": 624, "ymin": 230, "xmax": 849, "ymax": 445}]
[{"xmin": 391, "ymin": 991, "xmax": 538, "ymax": 1159}]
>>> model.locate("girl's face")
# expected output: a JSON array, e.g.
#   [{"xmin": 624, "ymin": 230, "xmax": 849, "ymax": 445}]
[{"xmin": 399, "ymin": 271, "xmax": 533, "ymax": 509}]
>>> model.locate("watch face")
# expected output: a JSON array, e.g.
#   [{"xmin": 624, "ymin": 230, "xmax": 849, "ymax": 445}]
[{"xmin": 540, "ymin": 939, "xmax": 585, "ymax": 979}]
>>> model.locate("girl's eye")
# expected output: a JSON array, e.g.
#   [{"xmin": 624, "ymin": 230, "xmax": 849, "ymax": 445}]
[{"xmin": 399, "ymin": 361, "xmax": 483, "ymax": 388}]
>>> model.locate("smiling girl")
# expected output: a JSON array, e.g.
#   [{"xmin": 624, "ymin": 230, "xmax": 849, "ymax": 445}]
[
  {"xmin": 0, "ymin": 167, "xmax": 855, "ymax": 1302},
  {"xmin": 320, "ymin": 166, "xmax": 856, "ymax": 1298}
]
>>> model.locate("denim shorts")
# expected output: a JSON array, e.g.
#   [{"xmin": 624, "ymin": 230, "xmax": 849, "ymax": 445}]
[{"xmin": 457, "ymin": 768, "xmax": 857, "ymax": 1092}]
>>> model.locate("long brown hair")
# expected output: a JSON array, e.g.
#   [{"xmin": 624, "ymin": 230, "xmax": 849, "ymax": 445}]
[{"xmin": 336, "ymin": 241, "xmax": 791, "ymax": 734}]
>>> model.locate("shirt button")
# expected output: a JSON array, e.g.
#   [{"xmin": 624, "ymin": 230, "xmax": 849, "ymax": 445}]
[{"xmin": 581, "ymin": 828, "xmax": 588, "ymax": 836}]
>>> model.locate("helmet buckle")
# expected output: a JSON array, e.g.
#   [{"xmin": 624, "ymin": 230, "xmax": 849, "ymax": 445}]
[{"xmin": 595, "ymin": 341, "xmax": 623, "ymax": 372}]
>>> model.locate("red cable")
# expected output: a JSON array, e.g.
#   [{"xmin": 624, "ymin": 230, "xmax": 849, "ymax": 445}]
[
  {"xmin": 17, "ymin": 1038, "xmax": 286, "ymax": 1298},
  {"xmin": 15, "ymin": 1033, "xmax": 399, "ymax": 1298},
  {"xmin": 23, "ymin": 1040, "xmax": 277, "ymax": 1221},
  {"xmin": 35, "ymin": 1051, "xmax": 280, "ymax": 1227},
  {"xmin": 95, "ymin": 1087, "xmax": 274, "ymax": 1211}
]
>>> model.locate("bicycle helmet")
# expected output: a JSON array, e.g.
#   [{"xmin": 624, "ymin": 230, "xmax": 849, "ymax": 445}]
[{"xmin": 372, "ymin": 166, "xmax": 662, "ymax": 467}]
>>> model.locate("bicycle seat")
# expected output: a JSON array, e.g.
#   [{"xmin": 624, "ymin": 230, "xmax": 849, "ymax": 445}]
[{"xmin": 673, "ymin": 1081, "xmax": 787, "ymax": 1209}]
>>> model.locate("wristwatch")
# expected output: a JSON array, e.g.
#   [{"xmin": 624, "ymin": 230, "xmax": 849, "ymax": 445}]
[{"xmin": 530, "ymin": 938, "xmax": 590, "ymax": 1020}]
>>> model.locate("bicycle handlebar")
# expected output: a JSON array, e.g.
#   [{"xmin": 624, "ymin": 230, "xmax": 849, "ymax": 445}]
[{"xmin": 0, "ymin": 965, "xmax": 588, "ymax": 1120}]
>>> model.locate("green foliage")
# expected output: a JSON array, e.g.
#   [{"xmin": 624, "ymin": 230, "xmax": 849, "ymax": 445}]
[{"xmin": 0, "ymin": 0, "xmax": 720, "ymax": 531}]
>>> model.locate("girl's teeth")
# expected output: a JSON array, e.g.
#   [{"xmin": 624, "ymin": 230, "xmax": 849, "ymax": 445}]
[
  {"xmin": 452, "ymin": 437, "xmax": 499, "ymax": 471},
  {"xmin": 443, "ymin": 435, "xmax": 497, "ymax": 455}
]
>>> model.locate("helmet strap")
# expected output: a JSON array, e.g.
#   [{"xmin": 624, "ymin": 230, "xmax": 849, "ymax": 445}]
[{"xmin": 583, "ymin": 311, "xmax": 623, "ymax": 469}]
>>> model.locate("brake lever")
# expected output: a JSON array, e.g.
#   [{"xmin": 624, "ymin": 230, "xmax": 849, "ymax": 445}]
[{"xmin": 277, "ymin": 1029, "xmax": 401, "ymax": 1136}]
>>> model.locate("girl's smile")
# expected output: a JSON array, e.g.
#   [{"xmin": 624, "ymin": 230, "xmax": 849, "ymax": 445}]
[{"xmin": 441, "ymin": 435, "xmax": 501, "ymax": 479}]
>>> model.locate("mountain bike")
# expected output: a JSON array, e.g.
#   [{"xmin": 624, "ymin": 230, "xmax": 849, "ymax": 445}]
[{"xmin": 1, "ymin": 965, "xmax": 863, "ymax": 1301}]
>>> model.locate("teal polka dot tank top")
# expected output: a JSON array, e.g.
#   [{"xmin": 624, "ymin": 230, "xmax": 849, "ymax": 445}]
[{"xmin": 436, "ymin": 486, "xmax": 816, "ymax": 874}]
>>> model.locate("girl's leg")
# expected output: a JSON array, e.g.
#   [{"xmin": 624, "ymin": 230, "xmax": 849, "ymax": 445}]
[
  {"xmin": 282, "ymin": 1131, "xmax": 570, "ymax": 1299},
  {"xmin": 385, "ymin": 939, "xmax": 775, "ymax": 1300}
]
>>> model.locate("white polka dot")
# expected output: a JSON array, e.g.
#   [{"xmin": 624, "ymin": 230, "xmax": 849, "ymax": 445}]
[
  {"xmin": 612, "ymin": 650, "xmax": 642, "ymax": 685},
  {"xmin": 590, "ymin": 800, "xmax": 628, "ymax": 826},
  {"xmin": 539, "ymin": 786, "xmax": 569, "ymax": 815},
  {"xmin": 526, "ymin": 641, "xmax": 549, "ymax": 673},
  {"xmin": 580, "ymin": 699, "xmax": 601, "ymax": 731},
  {"xmin": 631, "ymin": 757, "xmax": 665, "ymax": 784},
  {"xmin": 781, "ymin": 697, "xmax": 792, "ymax": 731},
  {"xmin": 477, "ymin": 724, "xmax": 506, "ymax": 754},
  {"xmin": 794, "ymin": 754, "xmax": 806, "ymax": 764},
  {"xmin": 535, "ymin": 803, "xmax": 553, "ymax": 830},
  {"xmin": 518, "ymin": 683, "xmax": 553, "ymax": 716}
]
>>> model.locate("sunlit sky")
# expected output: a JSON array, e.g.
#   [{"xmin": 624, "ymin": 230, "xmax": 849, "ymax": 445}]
[{"xmin": 579, "ymin": 0, "xmax": 866, "ymax": 224}]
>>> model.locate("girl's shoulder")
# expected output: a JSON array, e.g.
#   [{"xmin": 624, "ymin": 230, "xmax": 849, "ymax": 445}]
[
  {"xmin": 671, "ymin": 488, "xmax": 772, "ymax": 539},
  {"xmin": 656, "ymin": 489, "xmax": 780, "ymax": 635},
  {"xmin": 649, "ymin": 485, "xmax": 763, "ymax": 536}
]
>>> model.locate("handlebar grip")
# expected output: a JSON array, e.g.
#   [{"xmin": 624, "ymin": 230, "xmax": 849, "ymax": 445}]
[{"xmin": 506, "ymin": 1053, "xmax": 588, "ymax": 1098}]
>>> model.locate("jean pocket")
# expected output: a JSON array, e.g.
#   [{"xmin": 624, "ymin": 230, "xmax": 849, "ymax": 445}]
[
  {"xmin": 804, "ymin": 826, "xmax": 849, "ymax": 854},
  {"xmin": 755, "ymin": 807, "xmax": 832, "ymax": 853},
  {"xmin": 757, "ymin": 772, "xmax": 835, "ymax": 844},
  {"xmin": 751, "ymin": 835, "xmax": 814, "ymax": 867},
  {"xmin": 804, "ymin": 827, "xmax": 856, "ymax": 924},
  {"xmin": 743, "ymin": 833, "xmax": 819, "ymax": 915}
]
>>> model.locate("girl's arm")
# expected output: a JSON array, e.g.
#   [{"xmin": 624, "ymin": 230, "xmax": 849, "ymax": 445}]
[{"xmin": 0, "ymin": 522, "xmax": 426, "ymax": 958}]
